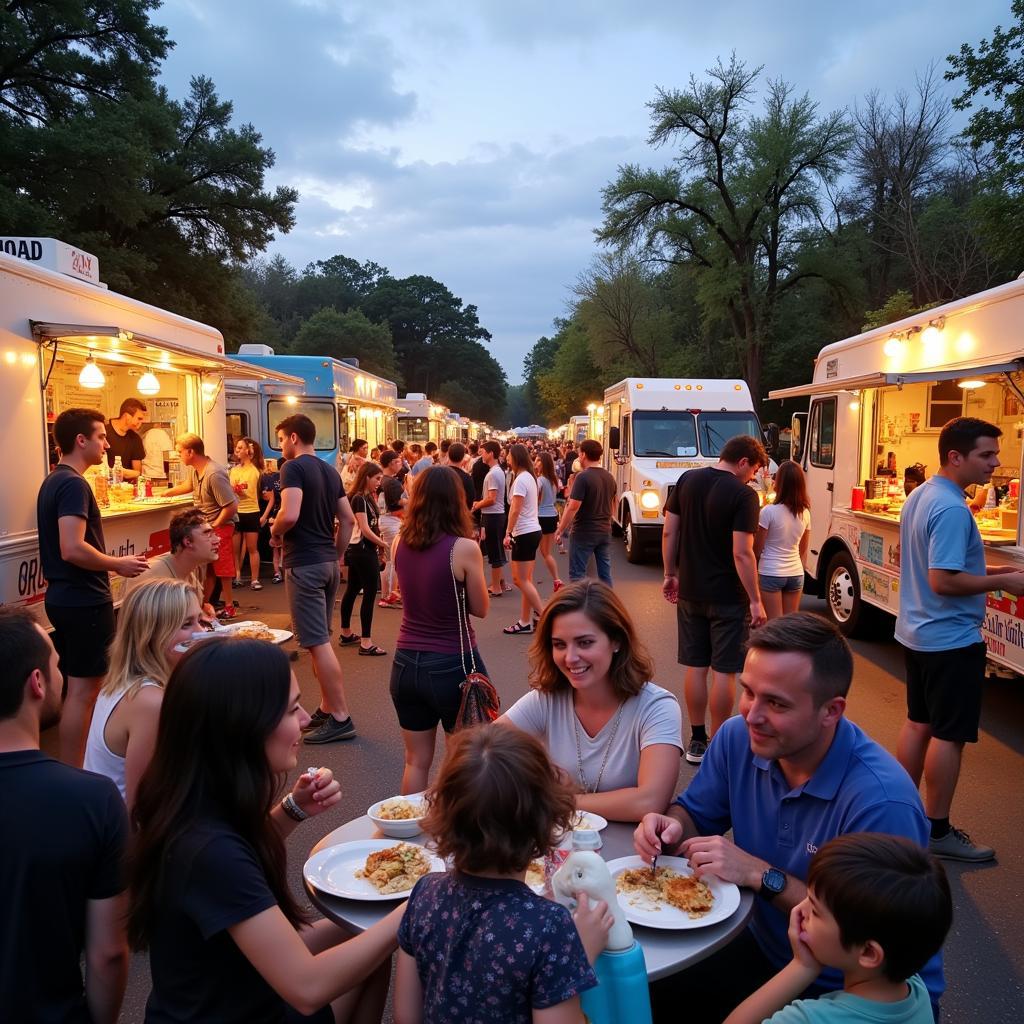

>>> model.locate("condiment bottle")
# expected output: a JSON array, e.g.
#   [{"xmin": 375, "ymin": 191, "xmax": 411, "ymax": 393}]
[{"xmin": 112, "ymin": 456, "xmax": 123, "ymax": 485}]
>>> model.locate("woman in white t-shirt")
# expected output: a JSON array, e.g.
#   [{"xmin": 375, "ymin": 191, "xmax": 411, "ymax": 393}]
[
  {"xmin": 502, "ymin": 443, "xmax": 545, "ymax": 635},
  {"xmin": 502, "ymin": 579, "xmax": 682, "ymax": 822},
  {"xmin": 755, "ymin": 460, "xmax": 811, "ymax": 620},
  {"xmin": 83, "ymin": 579, "xmax": 201, "ymax": 807}
]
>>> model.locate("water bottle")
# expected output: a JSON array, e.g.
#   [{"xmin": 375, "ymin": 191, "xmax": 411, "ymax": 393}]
[
  {"xmin": 581, "ymin": 943, "xmax": 653, "ymax": 1024},
  {"xmin": 136, "ymin": 472, "xmax": 147, "ymax": 500},
  {"xmin": 112, "ymin": 455, "xmax": 123, "ymax": 485}
]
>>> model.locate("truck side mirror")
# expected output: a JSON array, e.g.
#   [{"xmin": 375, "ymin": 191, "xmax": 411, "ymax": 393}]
[
  {"xmin": 609, "ymin": 426, "xmax": 621, "ymax": 451},
  {"xmin": 763, "ymin": 423, "xmax": 780, "ymax": 458}
]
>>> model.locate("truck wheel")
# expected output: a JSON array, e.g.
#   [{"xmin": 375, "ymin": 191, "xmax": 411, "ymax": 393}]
[
  {"xmin": 823, "ymin": 551, "xmax": 871, "ymax": 638},
  {"xmin": 623, "ymin": 510, "xmax": 645, "ymax": 564}
]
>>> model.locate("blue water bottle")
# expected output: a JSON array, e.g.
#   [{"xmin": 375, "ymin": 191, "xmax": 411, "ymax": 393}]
[{"xmin": 580, "ymin": 941, "xmax": 653, "ymax": 1024}]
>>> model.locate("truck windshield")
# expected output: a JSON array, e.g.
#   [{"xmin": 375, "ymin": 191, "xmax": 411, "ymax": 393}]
[
  {"xmin": 632, "ymin": 411, "xmax": 698, "ymax": 457},
  {"xmin": 267, "ymin": 400, "xmax": 337, "ymax": 452},
  {"xmin": 697, "ymin": 412, "xmax": 763, "ymax": 457}
]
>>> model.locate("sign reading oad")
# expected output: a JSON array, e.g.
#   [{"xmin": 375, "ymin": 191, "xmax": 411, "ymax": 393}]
[{"xmin": 0, "ymin": 236, "xmax": 101, "ymax": 286}]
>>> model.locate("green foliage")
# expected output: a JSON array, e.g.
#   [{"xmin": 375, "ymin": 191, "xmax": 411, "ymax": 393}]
[
  {"xmin": 291, "ymin": 308, "xmax": 399, "ymax": 383},
  {"xmin": 536, "ymin": 319, "xmax": 604, "ymax": 423},
  {"xmin": 861, "ymin": 290, "xmax": 938, "ymax": 331}
]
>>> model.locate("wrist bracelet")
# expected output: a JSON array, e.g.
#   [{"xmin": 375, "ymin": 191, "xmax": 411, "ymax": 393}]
[{"xmin": 281, "ymin": 792, "xmax": 308, "ymax": 822}]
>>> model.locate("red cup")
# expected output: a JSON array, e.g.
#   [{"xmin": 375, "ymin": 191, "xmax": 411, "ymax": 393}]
[
  {"xmin": 1011, "ymin": 480, "xmax": 1020, "ymax": 499},
  {"xmin": 851, "ymin": 486, "xmax": 865, "ymax": 510}
]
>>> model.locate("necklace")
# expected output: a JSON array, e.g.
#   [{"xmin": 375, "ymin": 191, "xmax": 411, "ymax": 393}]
[{"xmin": 572, "ymin": 699, "xmax": 625, "ymax": 793}]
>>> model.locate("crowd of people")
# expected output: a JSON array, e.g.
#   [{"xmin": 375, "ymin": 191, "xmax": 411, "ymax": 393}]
[{"xmin": 6, "ymin": 406, "xmax": 1009, "ymax": 1023}]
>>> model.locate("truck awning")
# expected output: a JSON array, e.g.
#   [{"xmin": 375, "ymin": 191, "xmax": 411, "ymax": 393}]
[
  {"xmin": 30, "ymin": 322, "xmax": 304, "ymax": 386},
  {"xmin": 769, "ymin": 361, "xmax": 1024, "ymax": 400}
]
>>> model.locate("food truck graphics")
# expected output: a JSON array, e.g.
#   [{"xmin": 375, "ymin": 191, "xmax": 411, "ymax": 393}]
[
  {"xmin": 602, "ymin": 378, "xmax": 765, "ymax": 562},
  {"xmin": 770, "ymin": 276, "xmax": 1024, "ymax": 675},
  {"xmin": 0, "ymin": 249, "xmax": 301, "ymax": 623},
  {"xmin": 226, "ymin": 347, "xmax": 399, "ymax": 466}
]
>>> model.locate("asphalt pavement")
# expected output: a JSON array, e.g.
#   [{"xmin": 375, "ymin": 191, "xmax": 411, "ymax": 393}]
[{"xmin": 59, "ymin": 540, "xmax": 1023, "ymax": 1022}]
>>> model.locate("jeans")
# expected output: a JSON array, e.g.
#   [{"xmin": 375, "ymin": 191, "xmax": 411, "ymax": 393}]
[{"xmin": 568, "ymin": 533, "xmax": 612, "ymax": 586}]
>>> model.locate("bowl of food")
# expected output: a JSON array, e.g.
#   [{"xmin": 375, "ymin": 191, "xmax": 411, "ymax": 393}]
[{"xmin": 367, "ymin": 793, "xmax": 428, "ymax": 838}]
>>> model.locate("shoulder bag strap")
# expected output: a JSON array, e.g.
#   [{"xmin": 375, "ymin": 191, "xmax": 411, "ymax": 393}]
[{"xmin": 450, "ymin": 539, "xmax": 476, "ymax": 678}]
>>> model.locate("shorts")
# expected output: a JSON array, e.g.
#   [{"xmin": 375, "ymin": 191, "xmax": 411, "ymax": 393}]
[
  {"xmin": 481, "ymin": 512, "xmax": 507, "ymax": 568},
  {"xmin": 539, "ymin": 515, "xmax": 558, "ymax": 535},
  {"xmin": 212, "ymin": 524, "xmax": 236, "ymax": 578},
  {"xmin": 390, "ymin": 647, "xmax": 489, "ymax": 733},
  {"xmin": 45, "ymin": 600, "xmax": 115, "ymax": 678},
  {"xmin": 903, "ymin": 641, "xmax": 987, "ymax": 743},
  {"xmin": 511, "ymin": 530, "xmax": 542, "ymax": 562},
  {"xmin": 758, "ymin": 573, "xmax": 804, "ymax": 593},
  {"xmin": 285, "ymin": 561, "xmax": 341, "ymax": 649},
  {"xmin": 677, "ymin": 599, "xmax": 750, "ymax": 674},
  {"xmin": 236, "ymin": 510, "xmax": 261, "ymax": 534}
]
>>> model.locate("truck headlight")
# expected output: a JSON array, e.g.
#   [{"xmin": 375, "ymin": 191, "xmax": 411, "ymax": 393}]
[{"xmin": 639, "ymin": 489, "xmax": 661, "ymax": 511}]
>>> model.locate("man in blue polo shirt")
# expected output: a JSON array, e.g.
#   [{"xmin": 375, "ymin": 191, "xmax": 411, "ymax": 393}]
[
  {"xmin": 634, "ymin": 613, "xmax": 942, "ymax": 1021},
  {"xmin": 895, "ymin": 416, "xmax": 1024, "ymax": 863}
]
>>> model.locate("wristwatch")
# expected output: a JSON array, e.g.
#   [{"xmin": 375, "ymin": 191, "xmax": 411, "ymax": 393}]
[{"xmin": 759, "ymin": 867, "xmax": 786, "ymax": 901}]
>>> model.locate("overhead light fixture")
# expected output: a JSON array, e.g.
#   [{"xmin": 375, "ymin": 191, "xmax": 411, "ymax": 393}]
[
  {"xmin": 137, "ymin": 369, "xmax": 160, "ymax": 396},
  {"xmin": 79, "ymin": 354, "xmax": 105, "ymax": 389},
  {"xmin": 958, "ymin": 379, "xmax": 986, "ymax": 390},
  {"xmin": 883, "ymin": 334, "xmax": 903, "ymax": 358}
]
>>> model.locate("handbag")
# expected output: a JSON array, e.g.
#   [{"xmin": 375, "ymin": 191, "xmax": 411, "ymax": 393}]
[{"xmin": 450, "ymin": 542, "xmax": 500, "ymax": 730}]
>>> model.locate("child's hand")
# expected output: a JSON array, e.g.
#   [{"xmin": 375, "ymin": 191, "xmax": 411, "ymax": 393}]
[
  {"xmin": 572, "ymin": 891, "xmax": 613, "ymax": 964},
  {"xmin": 788, "ymin": 902, "xmax": 821, "ymax": 973}
]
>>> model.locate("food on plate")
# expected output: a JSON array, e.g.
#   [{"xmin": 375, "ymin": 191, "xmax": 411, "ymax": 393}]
[
  {"xmin": 355, "ymin": 843, "xmax": 433, "ymax": 894},
  {"xmin": 374, "ymin": 798, "xmax": 425, "ymax": 821},
  {"xmin": 525, "ymin": 859, "xmax": 545, "ymax": 889},
  {"xmin": 616, "ymin": 865, "xmax": 714, "ymax": 919},
  {"xmin": 230, "ymin": 622, "xmax": 276, "ymax": 641}
]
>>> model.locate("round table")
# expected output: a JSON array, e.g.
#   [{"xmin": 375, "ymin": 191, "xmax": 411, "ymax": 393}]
[{"xmin": 305, "ymin": 816, "xmax": 753, "ymax": 981}]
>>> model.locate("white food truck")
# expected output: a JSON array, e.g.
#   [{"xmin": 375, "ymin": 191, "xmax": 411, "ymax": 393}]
[
  {"xmin": 770, "ymin": 275, "xmax": 1024, "ymax": 675},
  {"xmin": 0, "ymin": 242, "xmax": 301, "ymax": 624},
  {"xmin": 601, "ymin": 377, "xmax": 769, "ymax": 562}
]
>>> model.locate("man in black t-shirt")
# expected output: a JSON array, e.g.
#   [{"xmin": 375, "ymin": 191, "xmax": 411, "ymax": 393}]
[
  {"xmin": 0, "ymin": 606, "xmax": 129, "ymax": 1023},
  {"xmin": 37, "ymin": 408, "xmax": 148, "ymax": 766},
  {"xmin": 447, "ymin": 442, "xmax": 476, "ymax": 509},
  {"xmin": 555, "ymin": 439, "xmax": 616, "ymax": 586},
  {"xmin": 271, "ymin": 414, "xmax": 358, "ymax": 744},
  {"xmin": 662, "ymin": 435, "xmax": 768, "ymax": 765},
  {"xmin": 104, "ymin": 397, "xmax": 147, "ymax": 480}
]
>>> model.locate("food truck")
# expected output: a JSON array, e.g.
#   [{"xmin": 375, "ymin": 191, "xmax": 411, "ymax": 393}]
[
  {"xmin": 770, "ymin": 275, "xmax": 1024, "ymax": 673},
  {"xmin": 396, "ymin": 394, "xmax": 449, "ymax": 445},
  {"xmin": 569, "ymin": 415, "xmax": 589, "ymax": 445},
  {"xmin": 226, "ymin": 347, "xmax": 399, "ymax": 465},
  {"xmin": 0, "ymin": 242, "xmax": 301, "ymax": 622},
  {"xmin": 601, "ymin": 377, "xmax": 766, "ymax": 562}
]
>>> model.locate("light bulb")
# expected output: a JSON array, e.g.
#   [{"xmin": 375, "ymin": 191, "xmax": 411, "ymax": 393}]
[
  {"xmin": 883, "ymin": 336, "xmax": 903, "ymax": 358},
  {"xmin": 137, "ymin": 370, "xmax": 160, "ymax": 396},
  {"xmin": 79, "ymin": 355, "xmax": 105, "ymax": 389}
]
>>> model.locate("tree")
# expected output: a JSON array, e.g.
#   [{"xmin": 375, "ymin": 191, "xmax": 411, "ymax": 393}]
[
  {"xmin": 536, "ymin": 319, "xmax": 603, "ymax": 423},
  {"xmin": 291, "ymin": 307, "xmax": 399, "ymax": 382},
  {"xmin": 522, "ymin": 334, "xmax": 561, "ymax": 423},
  {"xmin": 598, "ymin": 56, "xmax": 853, "ymax": 400}
]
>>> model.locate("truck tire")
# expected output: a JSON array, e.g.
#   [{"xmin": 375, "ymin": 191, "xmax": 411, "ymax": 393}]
[
  {"xmin": 623, "ymin": 509, "xmax": 645, "ymax": 563},
  {"xmin": 823, "ymin": 550, "xmax": 872, "ymax": 638}
]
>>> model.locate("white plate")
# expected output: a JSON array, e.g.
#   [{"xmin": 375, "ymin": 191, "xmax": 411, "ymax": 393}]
[
  {"xmin": 304, "ymin": 839, "xmax": 445, "ymax": 901},
  {"xmin": 604, "ymin": 855, "xmax": 741, "ymax": 930},
  {"xmin": 174, "ymin": 621, "xmax": 293, "ymax": 652},
  {"xmin": 571, "ymin": 811, "xmax": 608, "ymax": 832}
]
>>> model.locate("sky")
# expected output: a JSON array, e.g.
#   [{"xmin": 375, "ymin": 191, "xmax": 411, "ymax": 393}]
[{"xmin": 155, "ymin": 0, "xmax": 1012, "ymax": 382}]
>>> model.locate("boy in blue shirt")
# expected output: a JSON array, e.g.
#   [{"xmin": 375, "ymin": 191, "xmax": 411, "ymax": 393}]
[{"xmin": 726, "ymin": 833, "xmax": 951, "ymax": 1023}]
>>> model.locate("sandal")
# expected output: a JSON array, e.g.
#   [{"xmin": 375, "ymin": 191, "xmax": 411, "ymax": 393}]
[
  {"xmin": 488, "ymin": 589, "xmax": 504, "ymax": 597},
  {"xmin": 503, "ymin": 620, "xmax": 534, "ymax": 635},
  {"xmin": 501, "ymin": 581, "xmax": 513, "ymax": 593},
  {"xmin": 358, "ymin": 644, "xmax": 388, "ymax": 656},
  {"xmin": 553, "ymin": 579, "xmax": 564, "ymax": 592},
  {"xmin": 338, "ymin": 633, "xmax": 360, "ymax": 646}
]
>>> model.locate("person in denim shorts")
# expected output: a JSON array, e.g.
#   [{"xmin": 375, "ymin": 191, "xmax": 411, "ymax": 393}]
[{"xmin": 754, "ymin": 460, "xmax": 811, "ymax": 620}]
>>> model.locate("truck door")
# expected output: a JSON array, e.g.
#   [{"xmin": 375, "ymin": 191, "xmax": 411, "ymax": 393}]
[
  {"xmin": 803, "ymin": 396, "xmax": 837, "ymax": 576},
  {"xmin": 226, "ymin": 393, "xmax": 258, "ymax": 453},
  {"xmin": 617, "ymin": 415, "xmax": 631, "ymax": 509}
]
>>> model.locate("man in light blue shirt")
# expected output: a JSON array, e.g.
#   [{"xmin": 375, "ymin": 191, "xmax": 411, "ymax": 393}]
[
  {"xmin": 895, "ymin": 416, "xmax": 1024, "ymax": 863},
  {"xmin": 633, "ymin": 613, "xmax": 943, "ymax": 1021}
]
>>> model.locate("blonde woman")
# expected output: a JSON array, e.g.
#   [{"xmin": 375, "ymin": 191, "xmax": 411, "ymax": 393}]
[
  {"xmin": 83, "ymin": 579, "xmax": 201, "ymax": 808},
  {"xmin": 230, "ymin": 436, "xmax": 265, "ymax": 589}
]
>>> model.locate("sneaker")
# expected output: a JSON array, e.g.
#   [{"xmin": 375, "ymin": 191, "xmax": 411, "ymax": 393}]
[
  {"xmin": 685, "ymin": 738, "xmax": 707, "ymax": 764},
  {"xmin": 929, "ymin": 827, "xmax": 995, "ymax": 862},
  {"xmin": 302, "ymin": 708, "xmax": 329, "ymax": 732},
  {"xmin": 251, "ymin": 580, "xmax": 263, "ymax": 591},
  {"xmin": 272, "ymin": 573, "xmax": 283, "ymax": 584},
  {"xmin": 233, "ymin": 578, "xmax": 242, "ymax": 588},
  {"xmin": 553, "ymin": 579, "xmax": 564, "ymax": 592},
  {"xmin": 217, "ymin": 605, "xmax": 237, "ymax": 620},
  {"xmin": 303, "ymin": 715, "xmax": 357, "ymax": 744}
]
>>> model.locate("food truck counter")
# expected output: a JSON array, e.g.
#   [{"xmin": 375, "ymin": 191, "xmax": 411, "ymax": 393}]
[
  {"xmin": 95, "ymin": 494, "xmax": 194, "ymax": 521},
  {"xmin": 847, "ymin": 506, "xmax": 1020, "ymax": 545}
]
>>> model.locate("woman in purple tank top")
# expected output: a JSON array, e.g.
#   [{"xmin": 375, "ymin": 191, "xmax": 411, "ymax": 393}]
[{"xmin": 390, "ymin": 466, "xmax": 491, "ymax": 793}]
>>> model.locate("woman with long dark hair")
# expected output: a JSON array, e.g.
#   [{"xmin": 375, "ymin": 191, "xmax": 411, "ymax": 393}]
[
  {"xmin": 534, "ymin": 450, "xmax": 563, "ymax": 591},
  {"xmin": 754, "ymin": 459, "xmax": 811, "ymax": 619},
  {"xmin": 339, "ymin": 461, "xmax": 388, "ymax": 655},
  {"xmin": 128, "ymin": 638, "xmax": 401, "ymax": 1023},
  {"xmin": 390, "ymin": 466, "xmax": 490, "ymax": 794}
]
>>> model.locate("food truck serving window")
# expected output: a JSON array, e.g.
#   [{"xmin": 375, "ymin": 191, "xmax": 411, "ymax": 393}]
[
  {"xmin": 808, "ymin": 397, "xmax": 836, "ymax": 468},
  {"xmin": 267, "ymin": 400, "xmax": 336, "ymax": 451}
]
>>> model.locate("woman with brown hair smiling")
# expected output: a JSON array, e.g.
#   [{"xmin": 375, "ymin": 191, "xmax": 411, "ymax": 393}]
[{"xmin": 502, "ymin": 580, "xmax": 682, "ymax": 822}]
